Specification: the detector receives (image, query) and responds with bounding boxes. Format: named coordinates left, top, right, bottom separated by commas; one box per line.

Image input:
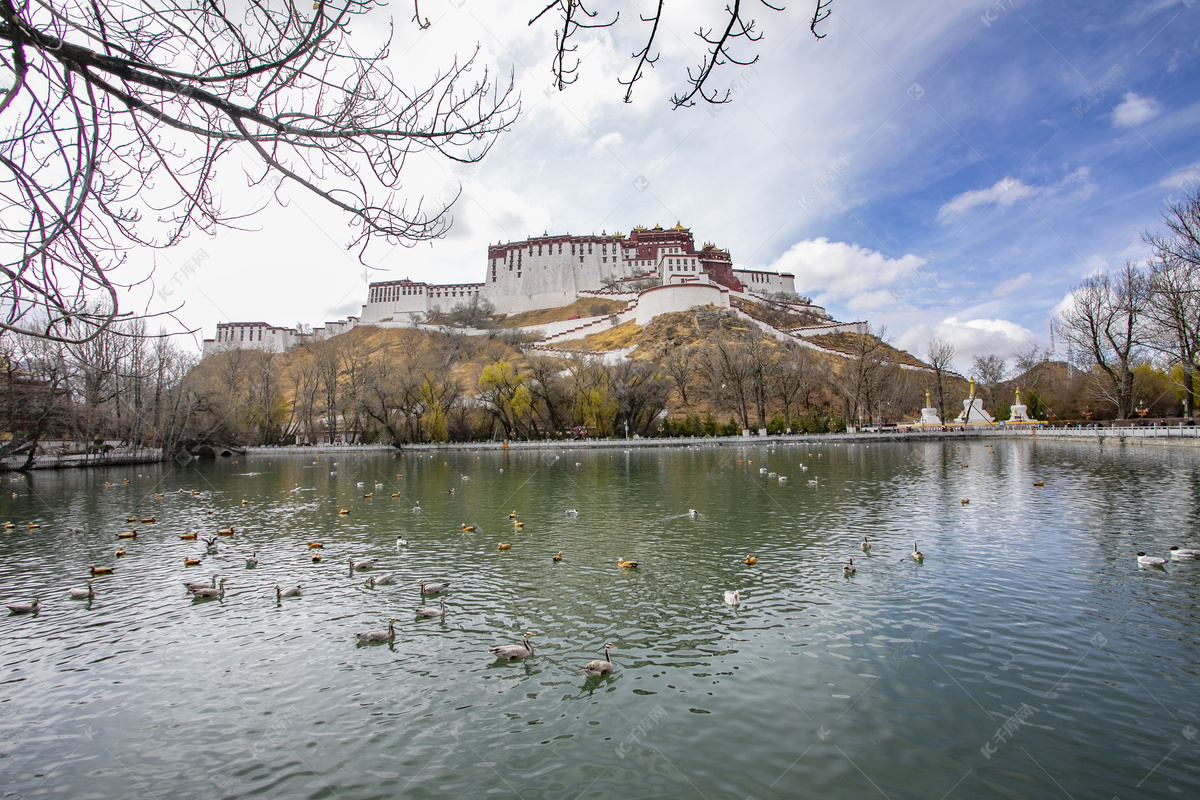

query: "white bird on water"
left=396, top=536, right=409, bottom=547
left=564, top=509, right=579, bottom=516
left=724, top=590, right=740, bottom=606
left=1136, top=552, right=1167, bottom=566
left=1168, top=546, right=1200, bottom=558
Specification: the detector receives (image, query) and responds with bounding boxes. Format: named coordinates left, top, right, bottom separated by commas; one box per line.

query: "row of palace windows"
left=218, top=327, right=266, bottom=342
left=373, top=285, right=425, bottom=302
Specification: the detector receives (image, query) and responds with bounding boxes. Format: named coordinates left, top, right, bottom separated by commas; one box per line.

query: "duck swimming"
left=414, top=597, right=446, bottom=618
left=582, top=644, right=615, bottom=677
left=356, top=618, right=400, bottom=644
left=724, top=590, right=741, bottom=606
left=489, top=632, right=536, bottom=662
left=7, top=598, right=40, bottom=614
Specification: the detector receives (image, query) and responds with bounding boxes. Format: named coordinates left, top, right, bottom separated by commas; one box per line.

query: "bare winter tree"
left=1056, top=263, right=1149, bottom=419
left=0, top=1, right=518, bottom=344
left=1144, top=189, right=1200, bottom=418
left=1144, top=255, right=1200, bottom=418
left=971, top=353, right=1006, bottom=415
left=925, top=338, right=957, bottom=423
left=532, top=1, right=832, bottom=106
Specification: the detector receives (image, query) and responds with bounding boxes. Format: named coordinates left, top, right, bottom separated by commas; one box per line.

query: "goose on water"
left=184, top=575, right=219, bottom=593
left=414, top=596, right=446, bottom=618
left=582, top=644, right=615, bottom=677
left=348, top=558, right=376, bottom=571
left=191, top=578, right=228, bottom=599
left=417, top=580, right=451, bottom=596
left=911, top=542, right=924, bottom=562
left=1137, top=552, right=1167, bottom=566
left=356, top=618, right=400, bottom=644
left=365, top=573, right=396, bottom=588
left=860, top=537, right=871, bottom=553
left=245, top=552, right=258, bottom=568
left=70, top=582, right=95, bottom=600
left=724, top=590, right=741, bottom=606
left=843, top=558, right=856, bottom=576
left=489, top=632, right=536, bottom=661
left=276, top=584, right=302, bottom=598
left=1168, top=546, right=1200, bottom=558
left=7, top=598, right=40, bottom=614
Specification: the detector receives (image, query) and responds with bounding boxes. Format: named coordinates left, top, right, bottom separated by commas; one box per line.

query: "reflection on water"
left=2, top=440, right=1200, bottom=799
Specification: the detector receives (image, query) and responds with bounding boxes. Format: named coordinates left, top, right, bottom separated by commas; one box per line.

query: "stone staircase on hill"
left=529, top=296, right=642, bottom=347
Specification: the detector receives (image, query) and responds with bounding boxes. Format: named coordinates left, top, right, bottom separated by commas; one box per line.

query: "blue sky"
left=143, top=1, right=1200, bottom=373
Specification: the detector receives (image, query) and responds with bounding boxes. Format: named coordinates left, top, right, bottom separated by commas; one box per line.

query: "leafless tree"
left=925, top=338, right=957, bottom=423
left=836, top=325, right=890, bottom=427
left=770, top=342, right=813, bottom=431
left=1144, top=255, right=1200, bottom=417
left=1144, top=190, right=1200, bottom=417
left=610, top=360, right=669, bottom=436
left=660, top=344, right=697, bottom=409
left=971, top=353, right=1006, bottom=415
left=533, top=1, right=831, bottom=107
left=0, top=331, right=69, bottom=466
left=1, top=1, right=518, bottom=344
left=702, top=334, right=754, bottom=429
left=1056, top=263, right=1149, bottom=419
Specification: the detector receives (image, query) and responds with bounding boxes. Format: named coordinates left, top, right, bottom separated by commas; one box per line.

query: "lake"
left=2, top=439, right=1199, bottom=799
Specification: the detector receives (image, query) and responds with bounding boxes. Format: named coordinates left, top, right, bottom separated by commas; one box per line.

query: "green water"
left=2, top=440, right=1199, bottom=799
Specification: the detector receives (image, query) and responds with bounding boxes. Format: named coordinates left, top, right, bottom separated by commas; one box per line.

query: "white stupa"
left=955, top=378, right=994, bottom=425
left=1008, top=388, right=1032, bottom=422
left=918, top=391, right=942, bottom=426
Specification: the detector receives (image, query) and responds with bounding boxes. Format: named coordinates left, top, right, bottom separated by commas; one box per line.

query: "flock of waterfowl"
left=7, top=448, right=1194, bottom=679
left=3, top=477, right=624, bottom=677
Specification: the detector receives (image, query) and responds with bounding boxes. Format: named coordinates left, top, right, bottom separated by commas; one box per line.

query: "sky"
left=134, top=0, right=1200, bottom=374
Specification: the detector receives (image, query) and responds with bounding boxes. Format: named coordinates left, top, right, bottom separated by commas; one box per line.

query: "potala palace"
left=201, top=224, right=863, bottom=356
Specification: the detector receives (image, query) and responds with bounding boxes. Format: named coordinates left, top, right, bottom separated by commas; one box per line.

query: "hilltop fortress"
left=203, top=223, right=863, bottom=356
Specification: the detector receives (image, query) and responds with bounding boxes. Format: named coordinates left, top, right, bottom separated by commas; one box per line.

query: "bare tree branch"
left=0, top=0, right=519, bottom=343
left=530, top=1, right=617, bottom=92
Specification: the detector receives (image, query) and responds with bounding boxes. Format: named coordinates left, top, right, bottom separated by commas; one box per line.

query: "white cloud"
left=1111, top=92, right=1163, bottom=128
left=895, top=316, right=1040, bottom=372
left=936, top=167, right=1093, bottom=224
left=992, top=272, right=1032, bottom=297
left=936, top=177, right=1037, bottom=223
left=766, top=238, right=926, bottom=311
